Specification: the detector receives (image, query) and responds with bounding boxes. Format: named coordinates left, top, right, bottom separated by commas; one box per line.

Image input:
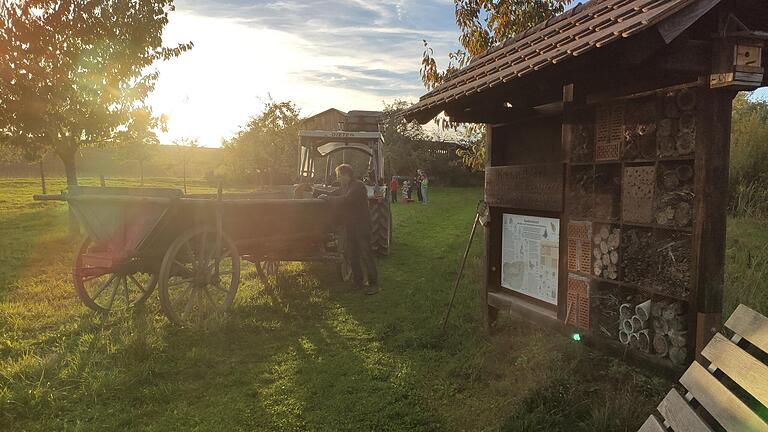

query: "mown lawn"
left=1, top=178, right=766, bottom=431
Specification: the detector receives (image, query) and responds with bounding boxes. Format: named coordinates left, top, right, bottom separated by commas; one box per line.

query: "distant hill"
left=0, top=145, right=225, bottom=179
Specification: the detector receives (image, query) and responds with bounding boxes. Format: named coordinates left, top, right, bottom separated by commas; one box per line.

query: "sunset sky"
left=147, top=0, right=462, bottom=147
left=147, top=0, right=768, bottom=147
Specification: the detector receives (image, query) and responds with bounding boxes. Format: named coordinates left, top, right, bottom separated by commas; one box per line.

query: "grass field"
left=1, top=178, right=766, bottom=431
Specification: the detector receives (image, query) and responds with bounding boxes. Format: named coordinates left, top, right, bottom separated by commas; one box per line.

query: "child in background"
left=389, top=176, right=399, bottom=203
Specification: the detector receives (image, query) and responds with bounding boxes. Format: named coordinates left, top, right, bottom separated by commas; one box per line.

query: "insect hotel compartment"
left=594, top=165, right=620, bottom=221
left=591, top=223, right=620, bottom=281
left=652, top=229, right=692, bottom=299
left=595, top=103, right=624, bottom=161
left=622, top=98, right=658, bottom=161
left=655, top=162, right=694, bottom=229
left=620, top=227, right=655, bottom=288
left=571, top=108, right=595, bottom=163
left=567, top=274, right=590, bottom=330
left=567, top=221, right=592, bottom=275
left=568, top=166, right=594, bottom=218
left=649, top=298, right=690, bottom=366
left=657, top=89, right=697, bottom=159
left=590, top=282, right=644, bottom=343
left=622, top=165, right=656, bottom=224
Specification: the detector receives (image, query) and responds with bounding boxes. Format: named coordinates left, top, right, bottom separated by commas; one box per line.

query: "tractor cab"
left=298, top=110, right=385, bottom=196
left=297, top=110, right=392, bottom=255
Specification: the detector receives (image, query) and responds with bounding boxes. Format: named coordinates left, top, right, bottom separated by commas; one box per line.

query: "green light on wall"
left=571, top=333, right=582, bottom=342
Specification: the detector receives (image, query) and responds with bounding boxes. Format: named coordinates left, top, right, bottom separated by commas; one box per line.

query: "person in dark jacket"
left=319, top=164, right=378, bottom=294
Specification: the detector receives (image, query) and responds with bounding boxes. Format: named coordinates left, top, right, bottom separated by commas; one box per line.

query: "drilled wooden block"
left=567, top=221, right=592, bottom=275
left=595, top=103, right=624, bottom=161
left=622, top=166, right=656, bottom=223
left=568, top=274, right=590, bottom=330
left=568, top=238, right=579, bottom=272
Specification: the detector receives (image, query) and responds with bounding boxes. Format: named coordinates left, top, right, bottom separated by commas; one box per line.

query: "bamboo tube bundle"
left=622, top=319, right=633, bottom=333
left=631, top=315, right=647, bottom=333
left=619, top=330, right=631, bottom=345
left=620, top=303, right=634, bottom=320
left=635, top=300, right=651, bottom=321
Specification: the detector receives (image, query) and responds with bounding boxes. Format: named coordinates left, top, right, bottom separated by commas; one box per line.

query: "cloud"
left=148, top=0, right=461, bottom=146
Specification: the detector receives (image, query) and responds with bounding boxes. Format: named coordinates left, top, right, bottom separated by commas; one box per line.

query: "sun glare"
left=148, top=12, right=403, bottom=147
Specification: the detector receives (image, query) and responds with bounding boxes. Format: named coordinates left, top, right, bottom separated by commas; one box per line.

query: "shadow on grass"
left=2, top=260, right=447, bottom=431
left=0, top=207, right=69, bottom=301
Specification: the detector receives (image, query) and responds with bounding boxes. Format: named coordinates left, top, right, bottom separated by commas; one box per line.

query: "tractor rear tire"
left=370, top=196, right=392, bottom=256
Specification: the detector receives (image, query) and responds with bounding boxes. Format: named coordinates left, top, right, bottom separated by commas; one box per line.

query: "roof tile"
left=406, top=0, right=697, bottom=120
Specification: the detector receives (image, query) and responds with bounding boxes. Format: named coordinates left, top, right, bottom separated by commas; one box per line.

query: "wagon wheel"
left=338, top=255, right=352, bottom=282
left=335, top=231, right=352, bottom=282
left=73, top=237, right=157, bottom=314
left=260, top=261, right=280, bottom=278
left=158, top=227, right=240, bottom=326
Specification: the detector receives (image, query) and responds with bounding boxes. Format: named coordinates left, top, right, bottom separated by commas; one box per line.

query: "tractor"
left=297, top=110, right=392, bottom=256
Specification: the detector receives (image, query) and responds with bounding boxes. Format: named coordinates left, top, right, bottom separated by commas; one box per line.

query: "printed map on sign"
left=501, top=214, right=559, bottom=305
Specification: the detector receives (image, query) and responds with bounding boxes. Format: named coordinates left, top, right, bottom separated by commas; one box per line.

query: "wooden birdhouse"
left=710, top=38, right=765, bottom=89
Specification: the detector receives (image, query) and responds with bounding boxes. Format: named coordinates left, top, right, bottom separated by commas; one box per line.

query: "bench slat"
left=638, top=415, right=666, bottom=432
left=680, top=362, right=767, bottom=432
left=702, top=332, right=768, bottom=407
left=725, top=304, right=768, bottom=353
left=657, top=388, right=714, bottom=432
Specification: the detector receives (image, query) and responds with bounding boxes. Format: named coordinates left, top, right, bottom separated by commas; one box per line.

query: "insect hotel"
left=405, top=0, right=767, bottom=369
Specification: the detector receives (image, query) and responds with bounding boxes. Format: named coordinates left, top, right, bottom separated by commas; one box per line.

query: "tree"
left=0, top=0, right=191, bottom=188
left=114, top=107, right=163, bottom=185
left=173, top=137, right=199, bottom=193
left=419, top=0, right=569, bottom=169
left=382, top=100, right=480, bottom=185
left=223, top=101, right=301, bottom=185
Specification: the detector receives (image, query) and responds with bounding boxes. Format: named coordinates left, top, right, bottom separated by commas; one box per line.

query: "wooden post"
left=38, top=160, right=46, bottom=194
left=692, top=89, right=736, bottom=363
left=560, top=83, right=586, bottom=321
left=483, top=126, right=498, bottom=329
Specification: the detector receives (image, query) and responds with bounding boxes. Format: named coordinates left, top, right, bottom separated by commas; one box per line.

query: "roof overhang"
left=404, top=0, right=724, bottom=124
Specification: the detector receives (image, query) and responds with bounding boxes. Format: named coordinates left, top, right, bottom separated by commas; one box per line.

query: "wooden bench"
left=639, top=304, right=768, bottom=432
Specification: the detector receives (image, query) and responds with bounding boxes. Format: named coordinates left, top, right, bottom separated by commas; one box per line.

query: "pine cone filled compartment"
left=620, top=227, right=655, bottom=288
left=622, top=97, right=658, bottom=161
left=572, top=107, right=595, bottom=163
left=657, top=89, right=697, bottom=159
left=655, top=161, right=695, bottom=229
left=594, top=164, right=621, bottom=222
left=568, top=165, right=594, bottom=218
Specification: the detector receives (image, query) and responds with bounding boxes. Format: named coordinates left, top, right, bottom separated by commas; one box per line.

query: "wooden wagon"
left=37, top=185, right=350, bottom=325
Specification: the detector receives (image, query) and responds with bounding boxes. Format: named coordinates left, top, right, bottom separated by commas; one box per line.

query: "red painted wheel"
left=73, top=237, right=156, bottom=314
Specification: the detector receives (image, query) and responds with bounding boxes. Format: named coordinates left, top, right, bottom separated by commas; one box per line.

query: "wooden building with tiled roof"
left=406, top=0, right=768, bottom=370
